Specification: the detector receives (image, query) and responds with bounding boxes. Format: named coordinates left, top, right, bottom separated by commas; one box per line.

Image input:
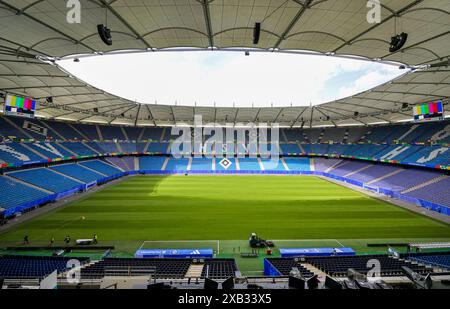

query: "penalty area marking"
left=271, top=239, right=346, bottom=248
left=139, top=239, right=346, bottom=254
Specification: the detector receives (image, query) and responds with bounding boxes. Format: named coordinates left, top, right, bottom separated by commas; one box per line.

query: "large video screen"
left=4, top=94, right=36, bottom=118
left=413, top=100, right=444, bottom=122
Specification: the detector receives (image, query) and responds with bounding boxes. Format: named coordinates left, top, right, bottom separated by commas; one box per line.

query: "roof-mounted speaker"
left=97, top=24, right=113, bottom=46
left=253, top=22, right=261, bottom=45
left=389, top=32, right=408, bottom=53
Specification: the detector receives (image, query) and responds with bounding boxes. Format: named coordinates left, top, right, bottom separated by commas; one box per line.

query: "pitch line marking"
left=140, top=240, right=220, bottom=253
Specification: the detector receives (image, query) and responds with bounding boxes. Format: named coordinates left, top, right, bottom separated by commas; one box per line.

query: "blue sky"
left=59, top=51, right=404, bottom=108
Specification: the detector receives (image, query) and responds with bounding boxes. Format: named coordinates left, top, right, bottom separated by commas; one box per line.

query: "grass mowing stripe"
left=1, top=175, right=449, bottom=274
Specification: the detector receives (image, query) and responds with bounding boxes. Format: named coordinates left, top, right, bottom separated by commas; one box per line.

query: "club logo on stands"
left=170, top=115, right=280, bottom=168
left=219, top=158, right=232, bottom=170
left=366, top=0, right=381, bottom=24
left=66, top=0, right=81, bottom=24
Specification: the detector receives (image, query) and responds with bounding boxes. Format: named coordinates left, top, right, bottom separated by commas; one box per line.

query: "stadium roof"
left=0, top=0, right=449, bottom=127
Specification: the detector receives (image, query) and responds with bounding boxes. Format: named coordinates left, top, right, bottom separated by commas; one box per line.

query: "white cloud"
left=337, top=69, right=399, bottom=99
left=58, top=51, right=403, bottom=108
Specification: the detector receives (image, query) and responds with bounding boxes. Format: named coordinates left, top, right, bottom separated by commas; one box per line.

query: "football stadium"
left=0, top=0, right=450, bottom=293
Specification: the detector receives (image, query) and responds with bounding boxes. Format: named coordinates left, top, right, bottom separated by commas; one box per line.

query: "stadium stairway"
left=366, top=169, right=405, bottom=185
left=325, top=160, right=346, bottom=173
left=401, top=175, right=449, bottom=194
left=185, top=264, right=204, bottom=278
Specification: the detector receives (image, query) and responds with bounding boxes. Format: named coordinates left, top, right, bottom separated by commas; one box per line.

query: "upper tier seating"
left=0, top=175, right=49, bottom=210
left=304, top=129, right=323, bottom=143
left=0, top=255, right=89, bottom=279
left=44, top=121, right=84, bottom=140
left=73, top=123, right=99, bottom=140
left=50, top=164, right=104, bottom=183
left=321, top=128, right=347, bottom=143
left=1, top=116, right=449, bottom=145
left=26, top=142, right=73, bottom=159
left=98, top=125, right=126, bottom=141
left=147, top=142, right=169, bottom=154
left=94, top=142, right=118, bottom=154
left=9, top=168, right=82, bottom=193
left=59, top=142, right=98, bottom=156
left=7, top=117, right=59, bottom=140
left=283, top=129, right=305, bottom=142
left=280, top=143, right=302, bottom=155
left=122, top=127, right=142, bottom=141
left=141, top=127, right=164, bottom=141
left=119, top=142, right=137, bottom=153
left=0, top=142, right=44, bottom=164
left=0, top=117, right=28, bottom=139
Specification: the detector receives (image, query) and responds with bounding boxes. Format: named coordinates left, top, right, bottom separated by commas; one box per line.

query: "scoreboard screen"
left=413, top=101, right=444, bottom=122
left=4, top=94, right=36, bottom=118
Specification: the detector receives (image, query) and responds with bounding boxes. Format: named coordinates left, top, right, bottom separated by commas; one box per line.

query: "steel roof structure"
left=0, top=0, right=448, bottom=127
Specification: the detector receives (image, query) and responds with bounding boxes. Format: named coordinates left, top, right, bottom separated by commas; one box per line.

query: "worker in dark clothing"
left=24, top=235, right=29, bottom=245
left=93, top=234, right=98, bottom=244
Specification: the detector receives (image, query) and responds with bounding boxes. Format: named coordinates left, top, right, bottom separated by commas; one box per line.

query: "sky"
left=58, top=51, right=404, bottom=108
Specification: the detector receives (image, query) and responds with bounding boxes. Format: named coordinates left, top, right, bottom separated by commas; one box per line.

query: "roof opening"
left=58, top=51, right=404, bottom=108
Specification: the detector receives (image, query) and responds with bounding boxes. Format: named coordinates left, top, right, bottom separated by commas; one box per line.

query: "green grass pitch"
left=1, top=175, right=450, bottom=274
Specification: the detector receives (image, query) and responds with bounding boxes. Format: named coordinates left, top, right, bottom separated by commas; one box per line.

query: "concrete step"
left=401, top=175, right=449, bottom=194
left=185, top=264, right=204, bottom=278
left=301, top=263, right=327, bottom=278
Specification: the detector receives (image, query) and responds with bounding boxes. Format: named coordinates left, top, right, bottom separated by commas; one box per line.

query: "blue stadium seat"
left=9, top=168, right=82, bottom=193
left=0, top=176, right=49, bottom=210
left=0, top=255, right=89, bottom=279
left=139, top=156, right=167, bottom=170
left=79, top=160, right=122, bottom=176
left=284, top=158, right=311, bottom=171
left=50, top=164, right=104, bottom=183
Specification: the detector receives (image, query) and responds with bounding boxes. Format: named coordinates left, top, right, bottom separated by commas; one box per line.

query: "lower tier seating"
left=0, top=176, right=49, bottom=210
left=201, top=259, right=238, bottom=279
left=8, top=168, right=82, bottom=193
left=407, top=252, right=450, bottom=269
left=50, top=164, right=104, bottom=183
left=0, top=255, right=89, bottom=279
left=266, top=258, right=315, bottom=277
left=306, top=255, right=433, bottom=277
left=81, top=258, right=192, bottom=279
left=79, top=160, right=123, bottom=176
